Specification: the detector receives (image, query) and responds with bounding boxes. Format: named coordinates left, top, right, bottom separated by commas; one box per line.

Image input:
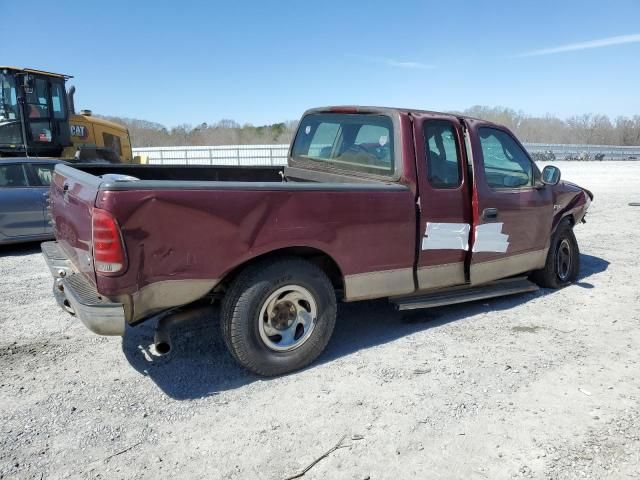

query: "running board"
left=390, top=276, right=539, bottom=311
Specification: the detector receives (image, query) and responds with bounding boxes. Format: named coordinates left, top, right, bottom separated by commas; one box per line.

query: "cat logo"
left=70, top=125, right=89, bottom=139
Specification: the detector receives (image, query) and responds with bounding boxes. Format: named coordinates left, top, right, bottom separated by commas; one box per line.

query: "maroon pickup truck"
left=42, top=106, right=592, bottom=375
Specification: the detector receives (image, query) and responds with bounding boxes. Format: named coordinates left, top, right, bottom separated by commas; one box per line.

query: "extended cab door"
left=414, top=114, right=472, bottom=290
left=467, top=122, right=553, bottom=284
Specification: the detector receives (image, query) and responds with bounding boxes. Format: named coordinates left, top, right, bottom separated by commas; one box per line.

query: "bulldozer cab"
left=0, top=66, right=134, bottom=162
left=0, top=67, right=71, bottom=157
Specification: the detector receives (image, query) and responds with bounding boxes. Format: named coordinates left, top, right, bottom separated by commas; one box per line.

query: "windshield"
left=291, top=113, right=395, bottom=176
left=0, top=73, right=23, bottom=145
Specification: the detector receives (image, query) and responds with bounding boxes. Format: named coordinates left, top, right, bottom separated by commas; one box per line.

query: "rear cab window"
left=291, top=113, right=395, bottom=177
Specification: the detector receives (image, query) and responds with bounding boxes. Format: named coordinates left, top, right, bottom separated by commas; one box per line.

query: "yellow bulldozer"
left=0, top=66, right=136, bottom=163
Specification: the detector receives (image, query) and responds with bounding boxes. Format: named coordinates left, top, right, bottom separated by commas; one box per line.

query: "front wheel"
left=531, top=221, right=580, bottom=288
left=220, top=258, right=337, bottom=376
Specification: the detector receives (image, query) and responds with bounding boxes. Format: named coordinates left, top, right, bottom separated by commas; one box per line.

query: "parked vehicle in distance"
left=0, top=158, right=59, bottom=245
left=42, top=106, right=592, bottom=376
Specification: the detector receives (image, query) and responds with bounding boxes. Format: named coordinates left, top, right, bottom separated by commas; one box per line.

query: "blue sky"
left=3, top=0, right=640, bottom=126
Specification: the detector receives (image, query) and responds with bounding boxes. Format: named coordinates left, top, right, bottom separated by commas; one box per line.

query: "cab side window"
left=0, top=164, right=28, bottom=187
left=479, top=128, right=533, bottom=189
left=424, top=121, right=461, bottom=188
left=30, top=164, right=55, bottom=186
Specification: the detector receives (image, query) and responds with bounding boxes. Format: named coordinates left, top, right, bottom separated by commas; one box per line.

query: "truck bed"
left=76, top=163, right=395, bottom=185
left=50, top=163, right=416, bottom=323
left=76, top=163, right=285, bottom=182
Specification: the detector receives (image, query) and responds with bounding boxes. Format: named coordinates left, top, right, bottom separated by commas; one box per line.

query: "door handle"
left=482, top=208, right=499, bottom=220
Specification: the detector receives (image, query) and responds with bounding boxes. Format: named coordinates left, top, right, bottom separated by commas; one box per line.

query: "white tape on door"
left=422, top=222, right=470, bottom=251
left=472, top=223, right=510, bottom=253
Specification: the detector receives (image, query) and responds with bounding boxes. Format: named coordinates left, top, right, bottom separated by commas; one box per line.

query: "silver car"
left=0, top=158, right=59, bottom=245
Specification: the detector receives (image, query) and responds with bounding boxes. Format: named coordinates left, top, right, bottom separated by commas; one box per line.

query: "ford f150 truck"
left=42, top=106, right=592, bottom=376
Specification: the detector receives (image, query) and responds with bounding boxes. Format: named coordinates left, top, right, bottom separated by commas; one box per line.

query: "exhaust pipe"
left=154, top=305, right=214, bottom=355
left=67, top=85, right=76, bottom=115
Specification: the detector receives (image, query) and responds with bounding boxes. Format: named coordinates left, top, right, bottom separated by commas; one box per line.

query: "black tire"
left=220, top=257, right=337, bottom=376
left=531, top=221, right=580, bottom=289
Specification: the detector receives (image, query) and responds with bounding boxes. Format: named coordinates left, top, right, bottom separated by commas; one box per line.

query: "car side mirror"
left=541, top=165, right=561, bottom=186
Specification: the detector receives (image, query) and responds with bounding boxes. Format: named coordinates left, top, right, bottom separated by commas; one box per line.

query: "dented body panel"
left=94, top=184, right=416, bottom=319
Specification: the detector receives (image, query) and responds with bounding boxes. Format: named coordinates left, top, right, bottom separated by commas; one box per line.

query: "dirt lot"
left=1, top=161, right=639, bottom=480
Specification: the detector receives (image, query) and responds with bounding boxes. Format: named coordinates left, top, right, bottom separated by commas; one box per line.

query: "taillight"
left=92, top=208, right=126, bottom=275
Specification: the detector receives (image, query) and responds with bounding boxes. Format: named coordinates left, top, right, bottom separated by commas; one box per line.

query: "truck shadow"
left=0, top=241, right=43, bottom=257
left=121, top=253, right=608, bottom=400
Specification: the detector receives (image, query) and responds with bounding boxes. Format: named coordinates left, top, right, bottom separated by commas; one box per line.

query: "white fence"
left=525, top=143, right=640, bottom=161
left=133, top=143, right=640, bottom=165
left=133, top=145, right=289, bottom=166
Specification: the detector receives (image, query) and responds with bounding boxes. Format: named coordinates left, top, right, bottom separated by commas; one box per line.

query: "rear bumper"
left=42, top=241, right=126, bottom=336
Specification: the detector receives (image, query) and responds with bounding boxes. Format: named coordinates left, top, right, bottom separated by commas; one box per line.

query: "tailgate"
left=50, top=164, right=102, bottom=285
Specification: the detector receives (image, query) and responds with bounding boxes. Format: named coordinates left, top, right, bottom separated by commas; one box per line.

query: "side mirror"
left=541, top=165, right=561, bottom=186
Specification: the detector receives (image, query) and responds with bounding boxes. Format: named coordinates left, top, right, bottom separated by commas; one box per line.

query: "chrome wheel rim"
left=556, top=238, right=572, bottom=281
left=258, top=285, right=318, bottom=352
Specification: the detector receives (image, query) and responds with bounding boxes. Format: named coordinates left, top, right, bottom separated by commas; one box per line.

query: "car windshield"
left=0, top=73, right=23, bottom=145
left=291, top=113, right=394, bottom=176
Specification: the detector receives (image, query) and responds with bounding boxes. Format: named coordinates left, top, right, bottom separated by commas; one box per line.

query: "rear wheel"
left=221, top=258, right=337, bottom=376
left=531, top=221, right=580, bottom=288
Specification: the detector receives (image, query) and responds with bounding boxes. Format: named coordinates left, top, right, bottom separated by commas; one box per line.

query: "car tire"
left=220, top=257, right=337, bottom=376
left=531, top=221, right=580, bottom=289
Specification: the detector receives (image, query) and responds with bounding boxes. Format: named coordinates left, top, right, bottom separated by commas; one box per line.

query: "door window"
left=424, top=122, right=461, bottom=188
left=51, top=83, right=67, bottom=120
left=26, top=78, right=50, bottom=119
left=29, top=164, right=55, bottom=186
left=25, top=78, right=53, bottom=143
left=30, top=121, right=53, bottom=143
left=0, top=164, right=28, bottom=187
left=479, top=128, right=533, bottom=188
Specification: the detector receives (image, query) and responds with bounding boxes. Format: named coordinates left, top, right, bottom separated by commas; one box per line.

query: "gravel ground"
left=1, top=161, right=639, bottom=480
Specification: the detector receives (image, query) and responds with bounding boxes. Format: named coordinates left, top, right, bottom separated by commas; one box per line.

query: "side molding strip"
left=417, top=262, right=466, bottom=290
left=344, top=268, right=415, bottom=301
left=471, top=248, right=547, bottom=285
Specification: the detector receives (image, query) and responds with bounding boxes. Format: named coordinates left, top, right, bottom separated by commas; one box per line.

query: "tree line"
left=101, top=107, right=640, bottom=148
left=99, top=117, right=298, bottom=148
left=459, top=106, right=640, bottom=146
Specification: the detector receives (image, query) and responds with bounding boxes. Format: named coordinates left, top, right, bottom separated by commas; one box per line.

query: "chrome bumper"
left=41, top=241, right=126, bottom=336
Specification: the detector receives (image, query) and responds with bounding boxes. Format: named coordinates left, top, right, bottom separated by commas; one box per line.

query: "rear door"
left=26, top=162, right=57, bottom=235
left=467, top=123, right=553, bottom=284
left=0, top=163, right=46, bottom=240
left=414, top=114, right=472, bottom=290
